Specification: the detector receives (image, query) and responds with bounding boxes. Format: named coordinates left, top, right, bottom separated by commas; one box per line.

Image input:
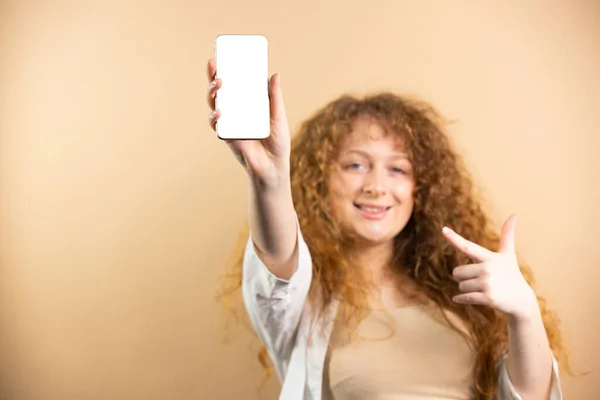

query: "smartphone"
left=214, top=34, right=270, bottom=140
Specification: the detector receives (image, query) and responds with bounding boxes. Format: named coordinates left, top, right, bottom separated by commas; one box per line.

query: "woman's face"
left=328, top=118, right=415, bottom=246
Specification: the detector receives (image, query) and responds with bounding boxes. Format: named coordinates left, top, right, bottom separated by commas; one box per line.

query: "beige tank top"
left=324, top=305, right=475, bottom=400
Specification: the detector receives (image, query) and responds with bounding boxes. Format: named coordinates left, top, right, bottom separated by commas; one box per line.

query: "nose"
left=362, top=168, right=387, bottom=196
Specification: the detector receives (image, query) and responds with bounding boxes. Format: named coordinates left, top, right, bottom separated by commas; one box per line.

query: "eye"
left=345, top=162, right=365, bottom=170
left=391, top=167, right=406, bottom=174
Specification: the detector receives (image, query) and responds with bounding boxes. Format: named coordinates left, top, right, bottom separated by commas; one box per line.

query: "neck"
left=351, top=239, right=426, bottom=309
left=350, top=240, right=395, bottom=285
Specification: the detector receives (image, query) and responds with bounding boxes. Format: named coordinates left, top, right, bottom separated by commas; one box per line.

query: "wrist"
left=248, top=167, right=291, bottom=196
left=508, top=289, right=541, bottom=325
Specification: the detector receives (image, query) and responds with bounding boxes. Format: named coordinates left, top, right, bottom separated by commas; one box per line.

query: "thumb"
left=499, top=214, right=518, bottom=254
left=268, top=73, right=288, bottom=126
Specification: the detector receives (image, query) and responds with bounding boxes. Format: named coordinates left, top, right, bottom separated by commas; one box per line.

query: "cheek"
left=327, top=177, right=342, bottom=213
left=392, top=180, right=415, bottom=205
left=328, top=175, right=361, bottom=215
left=328, top=182, right=346, bottom=211
left=329, top=173, right=362, bottom=199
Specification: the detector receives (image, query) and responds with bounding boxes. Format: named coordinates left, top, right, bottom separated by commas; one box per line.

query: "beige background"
left=1, top=1, right=598, bottom=399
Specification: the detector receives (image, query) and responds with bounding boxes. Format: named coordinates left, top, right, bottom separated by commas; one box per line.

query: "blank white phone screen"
left=214, top=34, right=270, bottom=140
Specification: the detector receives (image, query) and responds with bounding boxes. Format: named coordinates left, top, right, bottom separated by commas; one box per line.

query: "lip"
left=354, top=203, right=391, bottom=220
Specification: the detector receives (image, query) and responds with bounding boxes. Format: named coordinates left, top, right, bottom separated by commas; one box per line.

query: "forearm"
left=506, top=292, right=554, bottom=400
left=247, top=167, right=298, bottom=280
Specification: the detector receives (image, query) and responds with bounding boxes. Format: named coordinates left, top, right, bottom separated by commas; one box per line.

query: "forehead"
left=339, top=117, right=406, bottom=153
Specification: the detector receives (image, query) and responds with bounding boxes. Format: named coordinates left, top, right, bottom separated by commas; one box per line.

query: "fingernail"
left=209, top=80, right=216, bottom=88
left=209, top=111, right=216, bottom=118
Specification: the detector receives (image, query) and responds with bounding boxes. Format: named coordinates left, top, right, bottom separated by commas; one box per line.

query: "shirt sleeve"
left=496, top=353, right=563, bottom=400
left=241, top=216, right=313, bottom=380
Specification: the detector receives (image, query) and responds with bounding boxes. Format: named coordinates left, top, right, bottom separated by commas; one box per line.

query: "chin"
left=351, top=227, right=399, bottom=246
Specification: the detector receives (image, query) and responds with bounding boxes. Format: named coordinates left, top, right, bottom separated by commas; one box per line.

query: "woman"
left=206, top=59, right=568, bottom=400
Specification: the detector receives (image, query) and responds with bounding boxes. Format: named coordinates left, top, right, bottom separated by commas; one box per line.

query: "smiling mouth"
left=353, top=204, right=392, bottom=213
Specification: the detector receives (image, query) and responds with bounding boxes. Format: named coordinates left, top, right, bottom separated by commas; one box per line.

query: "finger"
left=207, top=78, right=222, bottom=110
left=442, top=227, right=494, bottom=262
left=208, top=110, right=221, bottom=131
left=458, top=278, right=487, bottom=293
left=452, top=263, right=484, bottom=281
left=206, top=59, right=217, bottom=82
left=453, top=292, right=489, bottom=306
left=499, top=214, right=518, bottom=254
left=268, top=73, right=288, bottom=128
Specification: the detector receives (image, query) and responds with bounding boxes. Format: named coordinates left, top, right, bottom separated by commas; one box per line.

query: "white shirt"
left=241, top=221, right=563, bottom=400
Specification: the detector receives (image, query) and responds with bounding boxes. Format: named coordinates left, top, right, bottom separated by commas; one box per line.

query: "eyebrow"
left=343, top=149, right=410, bottom=160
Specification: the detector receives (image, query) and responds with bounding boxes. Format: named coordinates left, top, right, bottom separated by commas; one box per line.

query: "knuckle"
left=481, top=280, right=491, bottom=292
left=480, top=265, right=491, bottom=277
left=460, top=242, right=471, bottom=254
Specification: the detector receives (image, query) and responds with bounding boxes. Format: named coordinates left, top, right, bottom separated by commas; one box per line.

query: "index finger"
left=206, top=59, right=216, bottom=82
left=442, top=227, right=494, bottom=262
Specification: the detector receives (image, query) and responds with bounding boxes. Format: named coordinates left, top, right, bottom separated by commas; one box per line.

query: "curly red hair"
left=218, top=92, right=571, bottom=399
